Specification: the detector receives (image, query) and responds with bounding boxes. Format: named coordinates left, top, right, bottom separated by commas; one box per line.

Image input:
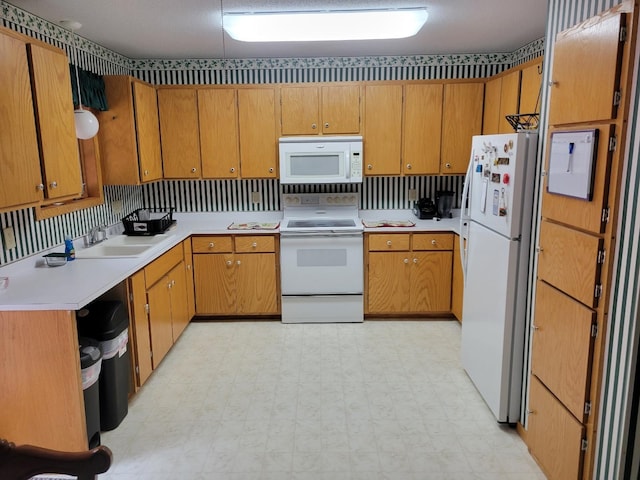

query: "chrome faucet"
left=85, top=225, right=107, bottom=246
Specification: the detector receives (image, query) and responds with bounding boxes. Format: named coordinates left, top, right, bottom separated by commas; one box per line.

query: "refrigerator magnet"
left=492, top=189, right=499, bottom=216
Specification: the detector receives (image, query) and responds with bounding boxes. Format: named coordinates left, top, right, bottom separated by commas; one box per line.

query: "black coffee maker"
left=435, top=190, right=454, bottom=219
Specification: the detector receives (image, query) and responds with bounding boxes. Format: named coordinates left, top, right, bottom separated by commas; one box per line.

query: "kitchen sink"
left=74, top=244, right=153, bottom=259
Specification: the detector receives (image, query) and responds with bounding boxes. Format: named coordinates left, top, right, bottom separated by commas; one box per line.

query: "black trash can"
left=77, top=300, right=130, bottom=431
left=79, top=337, right=102, bottom=449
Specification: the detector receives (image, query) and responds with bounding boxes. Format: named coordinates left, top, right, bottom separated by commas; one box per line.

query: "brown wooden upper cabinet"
left=0, top=29, right=44, bottom=210
left=548, top=12, right=626, bottom=126
left=363, top=84, right=403, bottom=175
left=402, top=83, right=443, bottom=175
left=198, top=88, right=240, bottom=179
left=157, top=88, right=202, bottom=179
left=99, top=76, right=163, bottom=184
left=237, top=88, right=278, bottom=178
left=441, top=82, right=484, bottom=173
left=519, top=59, right=544, bottom=115
left=280, top=84, right=360, bottom=135
left=483, top=70, right=521, bottom=135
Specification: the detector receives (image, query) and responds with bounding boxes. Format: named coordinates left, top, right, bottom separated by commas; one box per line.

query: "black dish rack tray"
left=122, top=208, right=175, bottom=235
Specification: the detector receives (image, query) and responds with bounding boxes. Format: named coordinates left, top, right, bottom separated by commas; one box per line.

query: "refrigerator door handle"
left=460, top=154, right=473, bottom=282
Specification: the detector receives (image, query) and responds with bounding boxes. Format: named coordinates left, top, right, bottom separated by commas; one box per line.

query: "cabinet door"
left=520, top=60, right=543, bottom=114
left=238, top=88, right=277, bottom=178
left=538, top=220, right=603, bottom=308
left=280, top=86, right=319, bottom=135
left=441, top=82, right=484, bottom=174
left=368, top=252, right=410, bottom=313
left=548, top=13, right=625, bottom=125
left=158, top=88, right=201, bottom=178
left=410, top=251, right=452, bottom=312
left=199, top=89, right=240, bottom=178
left=168, top=261, right=190, bottom=341
left=183, top=239, right=196, bottom=320
left=147, top=276, right=174, bottom=369
left=529, top=375, right=585, bottom=480
left=542, top=124, right=615, bottom=234
left=451, top=236, right=464, bottom=321
left=133, top=81, right=163, bottom=182
left=193, top=253, right=236, bottom=314
left=0, top=32, right=43, bottom=209
left=28, top=43, right=81, bottom=199
left=322, top=85, right=360, bottom=134
left=363, top=84, right=403, bottom=175
left=498, top=70, right=521, bottom=133
left=402, top=83, right=443, bottom=175
left=531, top=280, right=596, bottom=421
left=128, top=270, right=153, bottom=388
left=482, top=77, right=502, bottom=135
left=236, top=253, right=279, bottom=314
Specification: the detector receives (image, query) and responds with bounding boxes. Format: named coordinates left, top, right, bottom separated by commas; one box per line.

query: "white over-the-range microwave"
left=279, top=136, right=363, bottom=184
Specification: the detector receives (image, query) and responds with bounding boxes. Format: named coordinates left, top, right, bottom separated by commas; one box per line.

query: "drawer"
left=413, top=233, right=453, bottom=251
left=145, top=244, right=183, bottom=287
left=235, top=235, right=276, bottom=253
left=191, top=235, right=233, bottom=253
left=368, top=234, right=410, bottom=251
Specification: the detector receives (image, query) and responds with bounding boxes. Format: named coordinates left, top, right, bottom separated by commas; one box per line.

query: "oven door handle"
left=281, top=232, right=363, bottom=238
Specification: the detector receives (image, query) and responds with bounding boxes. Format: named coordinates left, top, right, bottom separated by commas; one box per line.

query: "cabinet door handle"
left=230, top=167, right=235, bottom=173
left=445, top=163, right=451, bottom=169
left=386, top=240, right=392, bottom=246
left=209, top=242, right=215, bottom=248
left=50, top=181, right=58, bottom=188
left=168, top=281, right=172, bottom=289
left=367, top=164, right=373, bottom=170
left=406, top=164, right=412, bottom=170
left=236, top=260, right=241, bottom=266
left=269, top=167, right=274, bottom=173
left=324, top=122, right=330, bottom=129
left=226, top=260, right=232, bottom=266
left=311, top=123, right=317, bottom=129
left=191, top=167, right=197, bottom=173
left=186, top=264, right=191, bottom=270
left=413, top=258, right=418, bottom=264
left=403, top=258, right=409, bottom=264
left=37, top=183, right=44, bottom=191
left=171, top=280, right=176, bottom=287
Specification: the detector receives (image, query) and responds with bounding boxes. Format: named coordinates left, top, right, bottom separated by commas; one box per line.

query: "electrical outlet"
left=408, top=189, right=418, bottom=202
left=251, top=191, right=261, bottom=204
left=2, top=226, right=16, bottom=250
left=112, top=199, right=123, bottom=215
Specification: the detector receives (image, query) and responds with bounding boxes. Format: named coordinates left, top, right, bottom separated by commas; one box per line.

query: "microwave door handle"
left=345, top=150, right=351, bottom=180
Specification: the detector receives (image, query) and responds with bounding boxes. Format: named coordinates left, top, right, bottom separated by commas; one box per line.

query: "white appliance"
left=279, top=136, right=363, bottom=184
left=460, top=131, right=538, bottom=423
left=280, top=193, right=364, bottom=323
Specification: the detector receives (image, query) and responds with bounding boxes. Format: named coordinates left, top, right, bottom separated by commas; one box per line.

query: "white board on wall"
left=547, top=129, right=598, bottom=200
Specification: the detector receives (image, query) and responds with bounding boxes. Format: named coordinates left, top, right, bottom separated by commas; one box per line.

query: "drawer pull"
left=387, top=240, right=392, bottom=246
left=252, top=242, right=257, bottom=248
left=431, top=240, right=437, bottom=245
left=209, top=242, right=215, bottom=248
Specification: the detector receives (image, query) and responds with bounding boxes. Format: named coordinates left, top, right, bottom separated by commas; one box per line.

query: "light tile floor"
left=100, top=320, right=546, bottom=479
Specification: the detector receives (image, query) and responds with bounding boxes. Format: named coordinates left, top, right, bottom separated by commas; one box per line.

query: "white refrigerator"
left=460, top=132, right=538, bottom=423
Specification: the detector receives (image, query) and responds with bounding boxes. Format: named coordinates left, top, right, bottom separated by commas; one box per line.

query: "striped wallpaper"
left=0, top=0, right=543, bottom=267
left=523, top=1, right=640, bottom=479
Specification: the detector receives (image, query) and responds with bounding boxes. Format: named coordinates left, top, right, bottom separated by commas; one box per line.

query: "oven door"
left=280, top=233, right=363, bottom=295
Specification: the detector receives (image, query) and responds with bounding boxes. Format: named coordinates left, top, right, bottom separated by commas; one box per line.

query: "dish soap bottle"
left=64, top=235, right=75, bottom=261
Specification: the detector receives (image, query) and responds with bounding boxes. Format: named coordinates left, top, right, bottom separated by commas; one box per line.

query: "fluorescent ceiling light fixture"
left=223, top=7, right=428, bottom=42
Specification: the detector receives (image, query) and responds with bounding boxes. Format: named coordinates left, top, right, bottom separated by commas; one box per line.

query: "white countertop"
left=0, top=209, right=462, bottom=311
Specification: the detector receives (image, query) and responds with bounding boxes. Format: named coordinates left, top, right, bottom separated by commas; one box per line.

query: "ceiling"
left=5, top=1, right=548, bottom=59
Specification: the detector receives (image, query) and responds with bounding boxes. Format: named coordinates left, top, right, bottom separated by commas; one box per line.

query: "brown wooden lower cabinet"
left=451, top=234, right=464, bottom=321
left=127, top=241, right=192, bottom=388
left=366, top=232, right=453, bottom=314
left=192, top=234, right=279, bottom=316
left=528, top=375, right=585, bottom=480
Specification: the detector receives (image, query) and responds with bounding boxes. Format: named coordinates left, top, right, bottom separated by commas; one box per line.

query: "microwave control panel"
left=351, top=151, right=362, bottom=179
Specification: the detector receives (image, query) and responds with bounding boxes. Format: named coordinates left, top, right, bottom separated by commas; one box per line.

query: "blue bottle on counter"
left=64, top=235, right=75, bottom=261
